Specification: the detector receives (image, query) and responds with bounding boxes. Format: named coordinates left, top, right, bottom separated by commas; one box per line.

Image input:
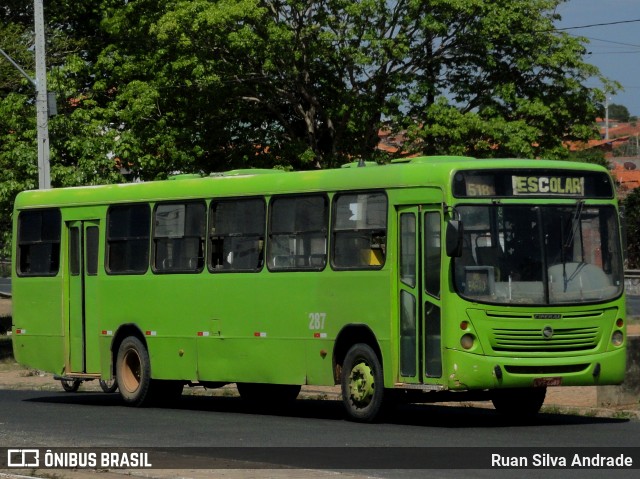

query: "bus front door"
left=398, top=206, right=443, bottom=385
left=67, top=220, right=101, bottom=374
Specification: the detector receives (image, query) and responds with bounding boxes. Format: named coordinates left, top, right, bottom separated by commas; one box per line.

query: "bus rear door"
left=67, top=220, right=101, bottom=374
left=397, top=206, right=443, bottom=385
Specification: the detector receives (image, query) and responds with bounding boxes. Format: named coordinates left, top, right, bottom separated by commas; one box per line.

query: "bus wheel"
left=116, top=336, right=152, bottom=406
left=99, top=378, right=118, bottom=393
left=60, top=379, right=81, bottom=392
left=341, top=343, right=384, bottom=422
left=491, top=387, right=546, bottom=417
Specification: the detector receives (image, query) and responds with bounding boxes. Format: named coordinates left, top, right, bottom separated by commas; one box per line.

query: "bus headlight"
left=611, top=331, right=624, bottom=347
left=460, top=333, right=475, bottom=350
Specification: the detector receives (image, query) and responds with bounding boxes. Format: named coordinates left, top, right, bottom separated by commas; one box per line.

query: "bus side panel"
left=197, top=339, right=307, bottom=384
left=98, top=274, right=201, bottom=381
left=11, top=277, right=66, bottom=375
left=304, top=339, right=335, bottom=384
left=307, top=271, right=394, bottom=387
left=97, top=268, right=393, bottom=386
left=147, top=338, right=198, bottom=380
left=194, top=271, right=393, bottom=386
left=195, top=273, right=320, bottom=385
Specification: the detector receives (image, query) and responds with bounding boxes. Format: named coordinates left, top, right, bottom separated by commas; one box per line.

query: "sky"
left=555, top=0, right=640, bottom=117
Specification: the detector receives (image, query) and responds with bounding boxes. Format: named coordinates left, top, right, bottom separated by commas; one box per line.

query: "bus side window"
left=106, top=204, right=150, bottom=274
left=332, top=192, right=387, bottom=270
left=153, top=202, right=206, bottom=273
left=17, top=208, right=61, bottom=276
left=268, top=195, right=328, bottom=271
left=209, top=198, right=265, bottom=272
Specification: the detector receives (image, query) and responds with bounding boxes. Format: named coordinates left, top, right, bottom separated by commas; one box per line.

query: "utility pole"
left=604, top=96, right=610, bottom=141
left=0, top=2, right=51, bottom=189
left=34, top=0, right=51, bottom=189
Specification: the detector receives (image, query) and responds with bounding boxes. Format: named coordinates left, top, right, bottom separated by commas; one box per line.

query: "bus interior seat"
left=309, top=254, right=326, bottom=267
left=455, top=239, right=476, bottom=289
left=459, top=237, right=476, bottom=267
left=272, top=255, right=292, bottom=268
left=272, top=254, right=307, bottom=268
left=475, top=244, right=504, bottom=280
left=475, top=246, right=503, bottom=266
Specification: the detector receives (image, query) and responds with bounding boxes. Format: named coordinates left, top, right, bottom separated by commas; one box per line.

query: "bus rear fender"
left=332, top=325, right=382, bottom=384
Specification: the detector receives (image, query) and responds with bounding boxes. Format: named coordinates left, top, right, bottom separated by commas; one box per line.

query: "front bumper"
left=444, top=346, right=627, bottom=390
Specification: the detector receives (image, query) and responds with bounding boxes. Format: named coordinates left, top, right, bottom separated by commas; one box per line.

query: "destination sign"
left=511, top=176, right=584, bottom=196
left=465, top=175, right=496, bottom=197
left=453, top=170, right=612, bottom=198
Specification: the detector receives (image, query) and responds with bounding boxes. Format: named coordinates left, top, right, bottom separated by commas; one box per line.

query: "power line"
left=556, top=18, right=640, bottom=31
left=577, top=35, right=640, bottom=49
left=589, top=51, right=640, bottom=55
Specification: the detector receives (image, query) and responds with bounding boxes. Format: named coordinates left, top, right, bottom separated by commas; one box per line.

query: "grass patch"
left=612, top=410, right=635, bottom=420
left=303, top=393, right=329, bottom=401
left=541, top=405, right=580, bottom=416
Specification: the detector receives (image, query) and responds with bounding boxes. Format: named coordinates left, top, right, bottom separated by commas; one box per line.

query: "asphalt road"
left=0, top=389, right=639, bottom=478
left=0, top=278, right=10, bottom=296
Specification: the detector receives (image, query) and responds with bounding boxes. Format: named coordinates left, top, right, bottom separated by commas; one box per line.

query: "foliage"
left=0, top=0, right=620, bottom=256
left=607, top=103, right=631, bottom=123
left=399, top=0, right=611, bottom=160
left=566, top=148, right=609, bottom=169
left=623, top=188, right=640, bottom=269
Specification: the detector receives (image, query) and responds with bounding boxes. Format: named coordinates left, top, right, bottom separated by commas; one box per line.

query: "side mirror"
left=446, top=220, right=464, bottom=257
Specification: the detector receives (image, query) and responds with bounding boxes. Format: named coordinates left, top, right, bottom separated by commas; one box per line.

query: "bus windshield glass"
left=454, top=204, right=623, bottom=305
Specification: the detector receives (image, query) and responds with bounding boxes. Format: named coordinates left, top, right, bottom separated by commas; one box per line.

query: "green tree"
left=607, top=103, right=631, bottom=123
left=566, top=148, right=609, bottom=169
left=623, top=188, right=640, bottom=269
left=1, top=2, right=123, bottom=255
left=3, top=0, right=617, bottom=177
left=0, top=0, right=622, bottom=256
left=0, top=9, right=37, bottom=256
left=400, top=0, right=613, bottom=160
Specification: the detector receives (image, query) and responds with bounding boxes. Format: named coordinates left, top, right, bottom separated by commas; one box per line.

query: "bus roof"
left=14, top=156, right=611, bottom=209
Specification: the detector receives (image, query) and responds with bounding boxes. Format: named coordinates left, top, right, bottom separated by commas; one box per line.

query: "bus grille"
left=504, top=364, right=589, bottom=374
left=490, top=326, right=600, bottom=353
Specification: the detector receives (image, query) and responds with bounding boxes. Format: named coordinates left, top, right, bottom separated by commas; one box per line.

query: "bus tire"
left=116, top=336, right=152, bottom=406
left=99, top=378, right=118, bottom=393
left=341, top=343, right=385, bottom=422
left=60, top=379, right=81, bottom=392
left=491, top=387, right=546, bottom=417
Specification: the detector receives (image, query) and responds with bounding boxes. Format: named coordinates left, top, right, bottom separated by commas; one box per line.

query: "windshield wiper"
left=564, top=200, right=584, bottom=251
left=562, top=200, right=585, bottom=291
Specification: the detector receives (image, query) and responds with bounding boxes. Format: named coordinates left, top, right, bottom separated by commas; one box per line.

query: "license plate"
left=533, top=377, right=562, bottom=387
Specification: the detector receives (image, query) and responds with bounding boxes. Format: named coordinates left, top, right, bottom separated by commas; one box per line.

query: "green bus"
left=11, top=156, right=627, bottom=421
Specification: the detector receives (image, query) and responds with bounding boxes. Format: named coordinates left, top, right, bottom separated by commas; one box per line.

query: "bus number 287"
left=308, top=312, right=327, bottom=330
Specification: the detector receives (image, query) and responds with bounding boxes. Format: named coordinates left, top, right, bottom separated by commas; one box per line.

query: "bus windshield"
left=454, top=204, right=623, bottom=305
